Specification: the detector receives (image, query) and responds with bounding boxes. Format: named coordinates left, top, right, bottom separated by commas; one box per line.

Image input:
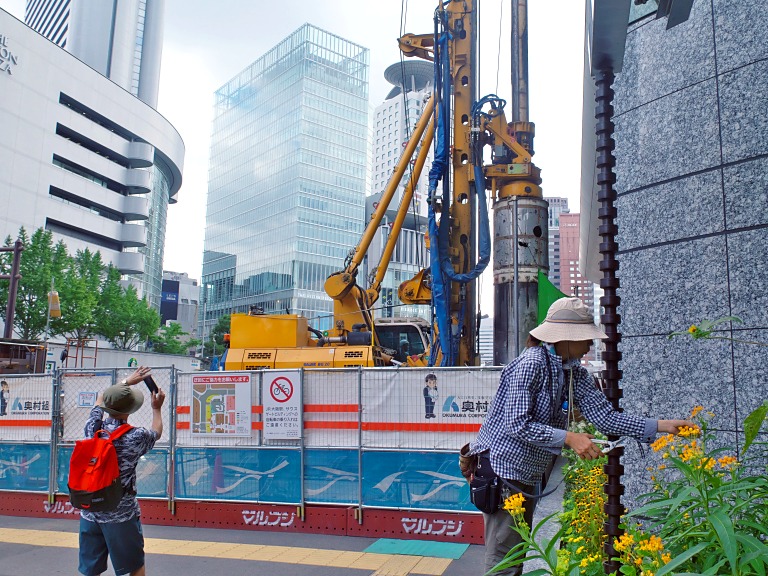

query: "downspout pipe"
left=595, top=67, right=625, bottom=575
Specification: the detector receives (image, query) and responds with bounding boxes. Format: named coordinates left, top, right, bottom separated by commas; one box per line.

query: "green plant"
left=622, top=405, right=768, bottom=575
left=669, top=316, right=768, bottom=347
left=489, top=493, right=581, bottom=576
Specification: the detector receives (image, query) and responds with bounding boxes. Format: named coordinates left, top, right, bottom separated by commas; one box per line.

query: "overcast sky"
left=1, top=0, right=585, bottom=312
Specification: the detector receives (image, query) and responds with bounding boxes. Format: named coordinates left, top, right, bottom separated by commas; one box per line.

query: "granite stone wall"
left=611, top=0, right=768, bottom=505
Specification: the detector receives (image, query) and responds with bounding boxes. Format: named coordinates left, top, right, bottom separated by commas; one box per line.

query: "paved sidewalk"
left=0, top=514, right=485, bottom=576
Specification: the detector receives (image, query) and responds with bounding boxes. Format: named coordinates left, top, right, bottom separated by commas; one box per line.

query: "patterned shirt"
left=79, top=406, right=158, bottom=524
left=470, top=346, right=656, bottom=484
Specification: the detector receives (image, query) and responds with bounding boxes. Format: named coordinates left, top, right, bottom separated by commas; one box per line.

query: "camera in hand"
left=143, top=375, right=159, bottom=394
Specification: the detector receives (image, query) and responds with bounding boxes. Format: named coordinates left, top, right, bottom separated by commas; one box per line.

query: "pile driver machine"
left=224, top=0, right=548, bottom=370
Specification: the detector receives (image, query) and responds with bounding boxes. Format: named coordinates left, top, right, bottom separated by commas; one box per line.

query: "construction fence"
left=0, top=366, right=501, bottom=513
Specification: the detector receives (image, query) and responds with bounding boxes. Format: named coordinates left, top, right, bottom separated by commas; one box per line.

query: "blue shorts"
left=78, top=515, right=145, bottom=576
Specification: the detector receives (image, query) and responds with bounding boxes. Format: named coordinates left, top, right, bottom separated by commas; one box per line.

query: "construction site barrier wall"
left=0, top=367, right=501, bottom=515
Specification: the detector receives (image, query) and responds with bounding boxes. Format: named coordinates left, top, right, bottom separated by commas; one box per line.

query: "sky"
left=1, top=0, right=586, bottom=313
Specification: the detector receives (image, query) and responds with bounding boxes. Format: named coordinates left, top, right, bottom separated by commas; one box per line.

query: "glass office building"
left=202, top=24, right=369, bottom=332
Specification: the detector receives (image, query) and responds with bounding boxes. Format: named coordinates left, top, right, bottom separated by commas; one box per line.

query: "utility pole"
left=493, top=0, right=549, bottom=364
left=1, top=240, right=24, bottom=339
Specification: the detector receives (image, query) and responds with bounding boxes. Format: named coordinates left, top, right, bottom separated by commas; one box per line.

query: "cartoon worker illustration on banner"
left=0, top=380, right=9, bottom=416
left=423, top=373, right=438, bottom=419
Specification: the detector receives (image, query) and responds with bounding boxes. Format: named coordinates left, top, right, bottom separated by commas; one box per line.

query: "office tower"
left=363, top=61, right=433, bottom=323
left=160, top=271, right=200, bottom=341
left=559, top=212, right=593, bottom=309
left=545, top=196, right=569, bottom=289
left=0, top=9, right=183, bottom=321
left=201, top=25, right=369, bottom=332
left=372, top=61, right=433, bottom=216
left=24, top=0, right=176, bottom=311
left=25, top=0, right=164, bottom=107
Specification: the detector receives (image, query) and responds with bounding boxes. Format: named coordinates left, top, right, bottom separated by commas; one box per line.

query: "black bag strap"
left=499, top=475, right=564, bottom=501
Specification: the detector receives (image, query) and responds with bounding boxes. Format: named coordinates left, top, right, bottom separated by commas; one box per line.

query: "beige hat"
left=100, top=383, right=144, bottom=417
left=530, top=297, right=607, bottom=343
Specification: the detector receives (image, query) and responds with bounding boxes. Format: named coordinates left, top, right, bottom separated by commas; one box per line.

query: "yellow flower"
left=690, top=405, right=704, bottom=417
left=636, top=557, right=643, bottom=566
left=503, top=493, right=526, bottom=516
left=688, top=325, right=698, bottom=334
left=718, top=455, right=737, bottom=468
left=651, top=434, right=674, bottom=452
left=580, top=558, right=589, bottom=568
left=638, top=535, right=664, bottom=553
left=678, top=425, right=701, bottom=438
left=661, top=553, right=671, bottom=564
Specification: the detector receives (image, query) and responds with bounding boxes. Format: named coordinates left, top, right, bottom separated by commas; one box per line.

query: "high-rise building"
left=545, top=196, right=569, bottom=288
left=25, top=0, right=164, bottom=107
left=160, top=271, right=199, bottom=342
left=362, top=61, right=434, bottom=324
left=559, top=212, right=594, bottom=309
left=372, top=61, right=433, bottom=216
left=201, top=24, right=369, bottom=333
left=23, top=0, right=178, bottom=311
left=0, top=8, right=183, bottom=317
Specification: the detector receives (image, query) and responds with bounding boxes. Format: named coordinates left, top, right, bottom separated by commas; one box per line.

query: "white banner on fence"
left=191, top=373, right=251, bottom=436
left=0, top=375, right=53, bottom=441
left=262, top=370, right=302, bottom=440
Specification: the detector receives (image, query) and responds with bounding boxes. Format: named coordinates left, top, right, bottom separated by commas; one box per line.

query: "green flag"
left=537, top=269, right=568, bottom=324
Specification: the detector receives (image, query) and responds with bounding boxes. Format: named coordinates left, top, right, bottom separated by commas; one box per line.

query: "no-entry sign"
left=262, top=370, right=302, bottom=440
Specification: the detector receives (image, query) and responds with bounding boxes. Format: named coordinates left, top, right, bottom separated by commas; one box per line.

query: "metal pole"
left=3, top=240, right=24, bottom=339
left=512, top=197, right=520, bottom=357
left=201, top=289, right=207, bottom=358
left=511, top=0, right=529, bottom=123
left=45, top=278, right=54, bottom=342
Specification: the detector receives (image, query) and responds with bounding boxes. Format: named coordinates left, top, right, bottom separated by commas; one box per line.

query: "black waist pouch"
left=469, top=453, right=502, bottom=513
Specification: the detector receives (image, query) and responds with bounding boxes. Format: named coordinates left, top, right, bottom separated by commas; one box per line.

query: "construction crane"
left=223, top=0, right=547, bottom=370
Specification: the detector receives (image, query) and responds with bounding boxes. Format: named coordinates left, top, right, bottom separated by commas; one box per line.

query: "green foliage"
left=203, top=314, right=230, bottom=358
left=742, top=400, right=768, bottom=455
left=12, top=228, right=60, bottom=340
left=0, top=227, right=163, bottom=348
left=98, top=282, right=160, bottom=350
left=619, top=407, right=768, bottom=575
left=51, top=248, right=103, bottom=340
left=151, top=322, right=200, bottom=355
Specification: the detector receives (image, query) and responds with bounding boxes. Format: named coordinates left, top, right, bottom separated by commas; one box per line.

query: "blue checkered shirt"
left=470, top=346, right=656, bottom=484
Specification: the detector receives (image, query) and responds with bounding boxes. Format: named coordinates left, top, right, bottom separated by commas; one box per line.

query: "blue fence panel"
left=304, top=448, right=358, bottom=505
left=0, top=443, right=50, bottom=491
left=361, top=450, right=472, bottom=511
left=174, top=447, right=301, bottom=503
left=55, top=446, right=169, bottom=498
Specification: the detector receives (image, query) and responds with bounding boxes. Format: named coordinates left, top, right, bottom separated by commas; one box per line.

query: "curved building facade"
left=0, top=8, right=183, bottom=308
left=583, top=1, right=768, bottom=505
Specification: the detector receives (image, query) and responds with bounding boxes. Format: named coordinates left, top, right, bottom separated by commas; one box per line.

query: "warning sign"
left=269, top=377, right=293, bottom=403
left=262, top=370, right=302, bottom=440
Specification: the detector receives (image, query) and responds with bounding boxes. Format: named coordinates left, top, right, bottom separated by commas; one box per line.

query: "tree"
left=96, top=266, right=160, bottom=350
left=12, top=228, right=68, bottom=340
left=203, top=314, right=230, bottom=358
left=51, top=248, right=103, bottom=340
left=151, top=322, right=200, bottom=355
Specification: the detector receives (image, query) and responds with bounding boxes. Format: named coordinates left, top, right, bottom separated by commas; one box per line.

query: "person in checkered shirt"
left=469, top=298, right=693, bottom=575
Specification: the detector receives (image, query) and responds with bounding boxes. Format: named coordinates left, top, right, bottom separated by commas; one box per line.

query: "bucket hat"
left=529, top=297, right=607, bottom=343
left=100, top=383, right=144, bottom=417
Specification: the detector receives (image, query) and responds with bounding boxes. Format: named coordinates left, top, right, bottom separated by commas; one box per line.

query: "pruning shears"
left=591, top=438, right=630, bottom=454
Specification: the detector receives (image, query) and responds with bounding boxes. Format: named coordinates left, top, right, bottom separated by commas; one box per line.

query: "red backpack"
left=68, top=424, right=133, bottom=512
